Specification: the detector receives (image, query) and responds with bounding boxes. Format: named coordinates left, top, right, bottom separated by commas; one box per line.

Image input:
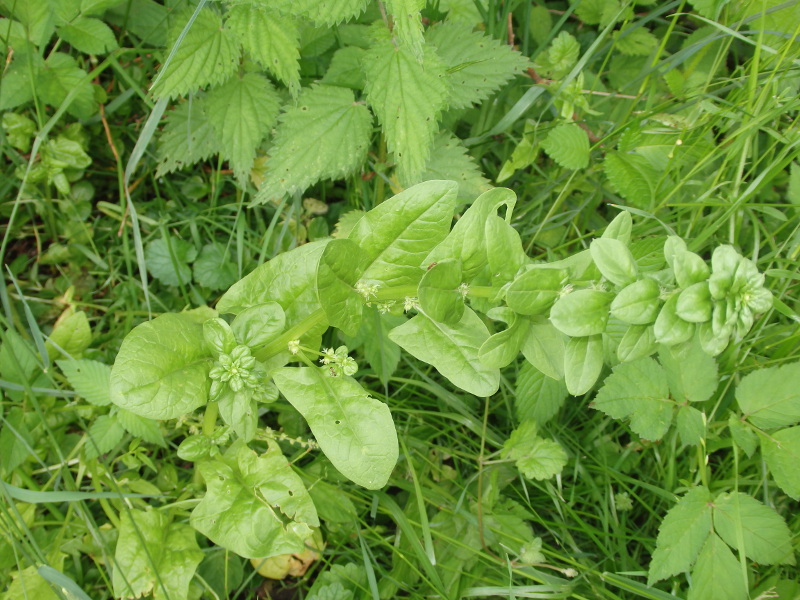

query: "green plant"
left=101, top=179, right=795, bottom=599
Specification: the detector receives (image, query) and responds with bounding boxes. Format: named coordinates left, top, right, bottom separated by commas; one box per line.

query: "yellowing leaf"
left=364, top=40, right=447, bottom=185
left=151, top=8, right=240, bottom=100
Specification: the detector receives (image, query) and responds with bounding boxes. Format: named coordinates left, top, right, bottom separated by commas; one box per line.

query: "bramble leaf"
left=57, top=359, right=111, bottom=406
left=648, top=486, right=712, bottom=585
left=36, top=52, right=96, bottom=119
left=145, top=236, right=197, bottom=287
left=688, top=534, right=747, bottom=600
left=736, top=362, right=800, bottom=429
left=273, top=368, right=398, bottom=489
left=658, top=340, right=718, bottom=403
left=84, top=414, right=125, bottom=459
left=116, top=408, right=165, bottom=447
left=676, top=405, right=705, bottom=446
left=541, top=123, right=590, bottom=170
left=151, top=8, right=240, bottom=100
left=254, top=85, right=371, bottom=202
left=57, top=16, right=117, bottom=54
left=426, top=21, right=528, bottom=109
left=114, top=509, right=204, bottom=600
left=514, top=362, right=569, bottom=425
left=592, top=357, right=673, bottom=440
left=191, top=441, right=318, bottom=558
left=364, top=39, right=447, bottom=184
left=110, top=312, right=214, bottom=420
left=760, top=426, right=800, bottom=500
left=350, top=180, right=458, bottom=287
left=712, top=491, right=795, bottom=565
left=226, top=5, right=300, bottom=95
left=502, top=421, right=567, bottom=480
left=604, top=151, right=658, bottom=206
left=204, top=73, right=280, bottom=183
left=389, top=308, right=500, bottom=396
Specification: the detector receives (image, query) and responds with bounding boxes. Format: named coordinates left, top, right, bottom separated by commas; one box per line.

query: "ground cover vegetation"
left=1, top=0, right=799, bottom=598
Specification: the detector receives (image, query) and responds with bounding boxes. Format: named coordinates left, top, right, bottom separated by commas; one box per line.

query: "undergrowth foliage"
left=2, top=0, right=800, bottom=599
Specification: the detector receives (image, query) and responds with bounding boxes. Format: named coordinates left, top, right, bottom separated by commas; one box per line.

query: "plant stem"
left=203, top=402, right=219, bottom=436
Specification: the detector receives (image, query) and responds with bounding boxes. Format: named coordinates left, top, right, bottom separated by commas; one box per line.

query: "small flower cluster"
left=355, top=280, right=380, bottom=302
left=319, top=345, right=358, bottom=377
left=209, top=345, right=265, bottom=400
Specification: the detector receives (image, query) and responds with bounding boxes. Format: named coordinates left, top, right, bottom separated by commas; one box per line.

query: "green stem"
left=254, top=308, right=327, bottom=362
left=203, top=402, right=219, bottom=437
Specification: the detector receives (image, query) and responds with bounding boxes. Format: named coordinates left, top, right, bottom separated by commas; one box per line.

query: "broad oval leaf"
left=549, top=289, right=613, bottom=337
left=316, top=238, right=368, bottom=336
left=590, top=238, right=637, bottom=287
left=389, top=307, right=500, bottom=396
left=617, top=324, right=657, bottom=362
left=676, top=281, right=712, bottom=323
left=190, top=440, right=318, bottom=558
left=506, top=267, right=567, bottom=316
left=418, top=259, right=465, bottom=325
left=272, top=368, right=398, bottom=489
left=653, top=294, right=694, bottom=345
left=350, top=180, right=458, bottom=287
left=479, top=312, right=530, bottom=369
left=110, top=312, right=214, bottom=420
left=563, top=335, right=603, bottom=396
left=231, top=303, right=286, bottom=349
left=610, top=278, right=661, bottom=324
left=521, top=317, right=566, bottom=380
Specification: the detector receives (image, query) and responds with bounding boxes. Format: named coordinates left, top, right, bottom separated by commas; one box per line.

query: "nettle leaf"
left=384, top=0, right=425, bottom=59
left=205, top=73, right=280, bottom=183
left=114, top=509, right=204, bottom=600
left=193, top=243, right=238, bottom=291
left=760, top=426, right=800, bottom=500
left=563, top=335, right=603, bottom=396
left=736, top=361, right=800, bottom=429
left=275, top=0, right=370, bottom=26
left=157, top=100, right=220, bottom=177
left=688, top=534, right=747, bottom=600
left=191, top=440, right=318, bottom=558
left=316, top=239, right=368, bottom=337
left=364, top=39, right=447, bottom=184
left=514, top=361, right=568, bottom=425
left=610, top=278, right=660, bottom=324
left=521, top=317, right=566, bottom=380
left=226, top=5, right=300, bottom=95
left=590, top=238, right=638, bottom=287
left=254, top=85, right=372, bottom=203
left=541, top=123, right=590, bottom=170
left=84, top=414, right=125, bottom=459
left=648, top=486, right=712, bottom=585
left=389, top=308, right=500, bottom=396
left=218, top=241, right=328, bottom=330
left=57, top=16, right=117, bottom=54
left=57, top=359, right=111, bottom=406
left=502, top=421, right=567, bottom=481
left=110, top=312, right=214, bottom=420
left=549, top=289, right=613, bottom=337
left=273, top=368, right=398, bottom=489
left=151, top=8, right=240, bottom=100
left=425, top=21, right=528, bottom=110
left=593, top=357, right=673, bottom=441
left=36, top=52, right=95, bottom=120
left=614, top=25, right=658, bottom=56
left=506, top=267, right=567, bottom=316
left=712, top=491, right=795, bottom=565
left=350, top=180, right=458, bottom=287
left=658, top=340, right=718, bottom=403
left=321, top=46, right=367, bottom=89
left=426, top=187, right=516, bottom=282
left=145, top=236, right=197, bottom=287
left=604, top=151, right=658, bottom=207
left=419, top=133, right=491, bottom=202
left=418, top=259, right=465, bottom=325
